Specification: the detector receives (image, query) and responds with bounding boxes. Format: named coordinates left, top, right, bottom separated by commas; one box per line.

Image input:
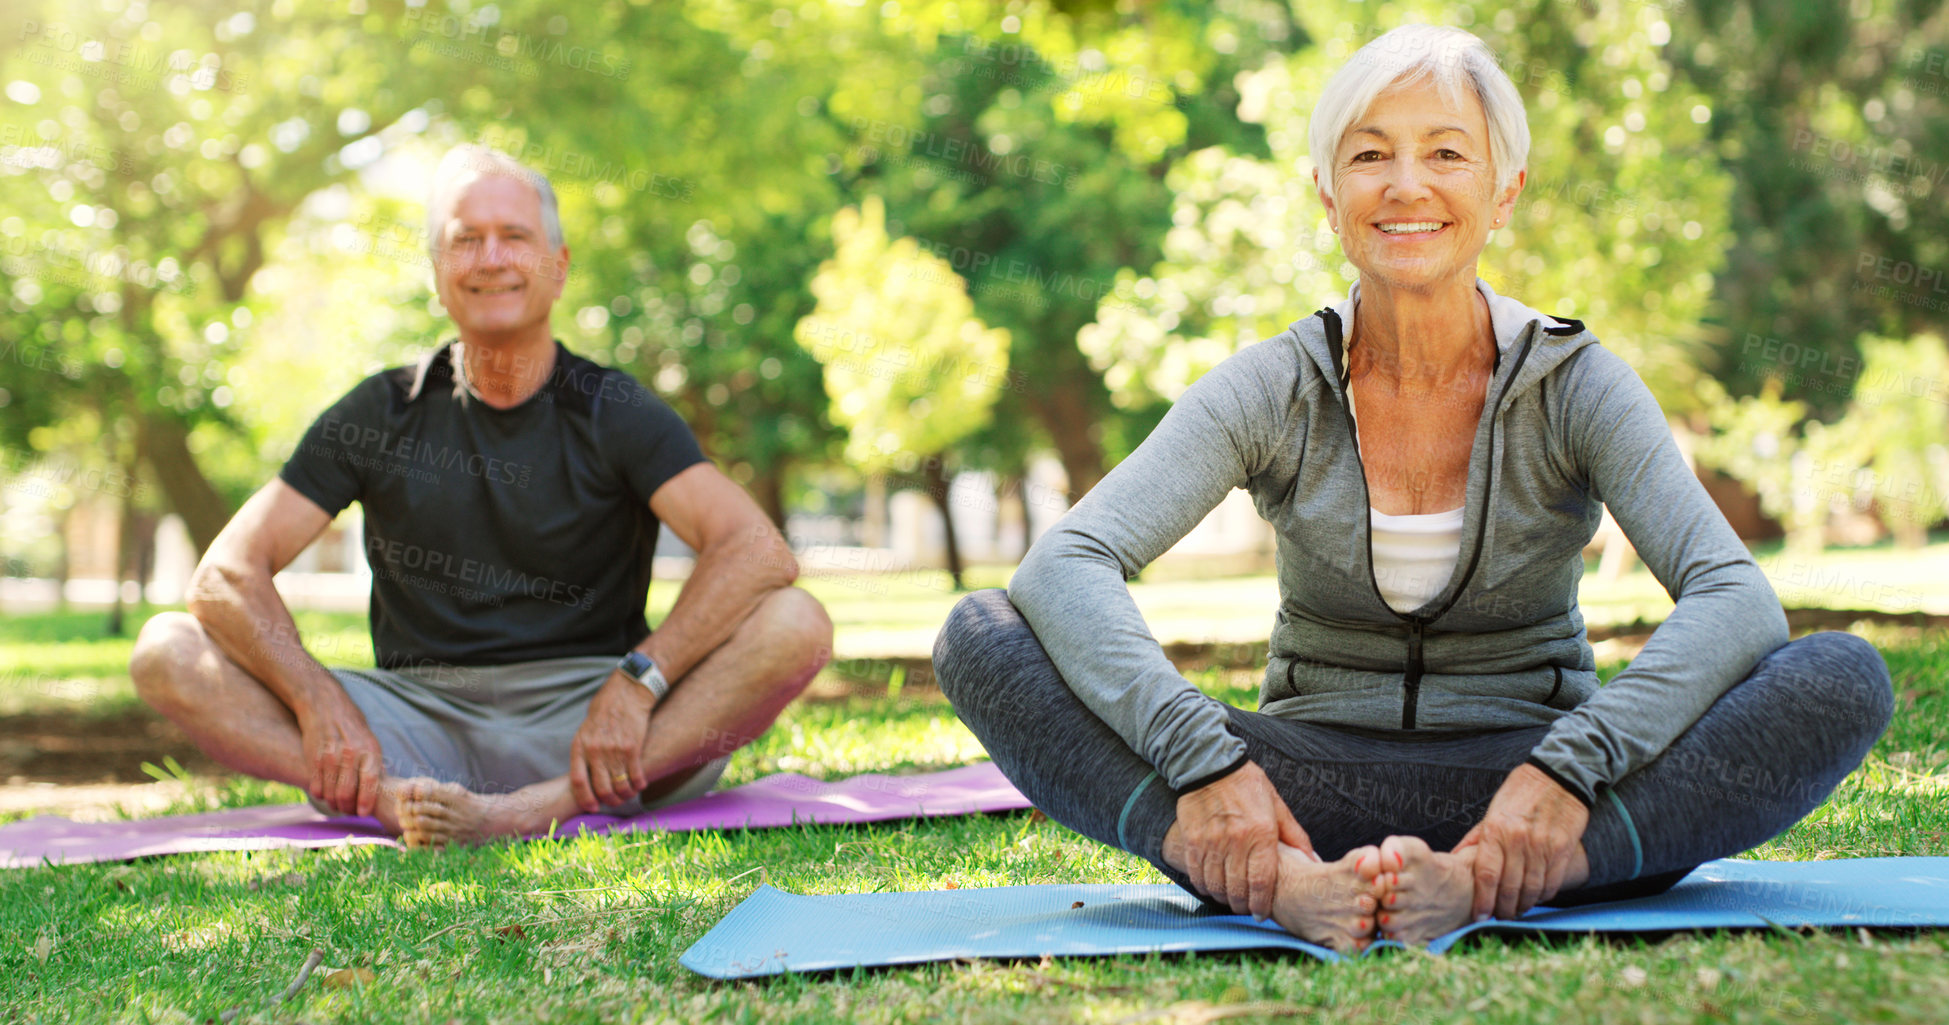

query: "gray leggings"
left=934, top=590, right=1894, bottom=907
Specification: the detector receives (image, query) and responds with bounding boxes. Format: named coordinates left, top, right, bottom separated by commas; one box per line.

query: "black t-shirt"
left=279, top=341, right=706, bottom=669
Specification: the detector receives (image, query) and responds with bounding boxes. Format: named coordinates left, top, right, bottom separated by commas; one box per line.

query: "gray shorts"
left=327, top=654, right=729, bottom=815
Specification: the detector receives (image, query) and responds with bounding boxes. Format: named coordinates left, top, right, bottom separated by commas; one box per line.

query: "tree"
left=1665, top=0, right=1949, bottom=417
left=0, top=0, right=515, bottom=555
left=795, top=197, right=1010, bottom=589
left=1082, top=0, right=1737, bottom=414
left=1834, top=333, right=1949, bottom=547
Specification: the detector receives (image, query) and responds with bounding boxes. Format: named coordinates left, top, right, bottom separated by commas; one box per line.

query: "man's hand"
left=569, top=671, right=657, bottom=813
left=1171, top=760, right=1316, bottom=920
left=299, top=698, right=385, bottom=817
left=1453, top=762, right=1590, bottom=920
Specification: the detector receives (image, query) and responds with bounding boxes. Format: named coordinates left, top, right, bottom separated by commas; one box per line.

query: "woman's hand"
left=1453, top=762, right=1589, bottom=919
left=1170, top=761, right=1316, bottom=920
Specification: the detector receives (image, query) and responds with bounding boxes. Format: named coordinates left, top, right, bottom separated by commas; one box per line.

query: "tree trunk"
left=138, top=411, right=232, bottom=556
left=106, top=462, right=140, bottom=637
left=1028, top=372, right=1105, bottom=500
left=922, top=453, right=965, bottom=591
left=996, top=474, right=1026, bottom=562
left=53, top=505, right=71, bottom=612
left=750, top=461, right=788, bottom=530
left=863, top=472, right=887, bottom=549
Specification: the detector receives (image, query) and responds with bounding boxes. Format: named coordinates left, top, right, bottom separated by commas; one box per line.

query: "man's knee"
left=932, top=589, right=1022, bottom=702
left=129, top=611, right=208, bottom=710
left=759, top=585, right=834, bottom=688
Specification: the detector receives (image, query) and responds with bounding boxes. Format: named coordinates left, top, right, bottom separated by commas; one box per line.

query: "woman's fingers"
left=1470, top=838, right=1504, bottom=921
left=1518, top=841, right=1550, bottom=916
left=1540, top=841, right=1571, bottom=906
left=1223, top=844, right=1253, bottom=914
left=1247, top=839, right=1280, bottom=920
left=1183, top=855, right=1207, bottom=899
left=1273, top=800, right=1317, bottom=861
left=1200, top=849, right=1226, bottom=909
left=1494, top=842, right=1527, bottom=919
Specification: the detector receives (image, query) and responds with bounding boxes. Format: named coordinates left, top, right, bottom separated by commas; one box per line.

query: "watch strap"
left=618, top=650, right=669, bottom=701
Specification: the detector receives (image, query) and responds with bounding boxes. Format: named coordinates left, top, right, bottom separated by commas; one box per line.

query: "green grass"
left=0, top=609, right=371, bottom=719
left=3, top=620, right=1948, bottom=1021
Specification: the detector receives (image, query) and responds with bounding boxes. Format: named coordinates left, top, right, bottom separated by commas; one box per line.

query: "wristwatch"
left=617, top=650, right=670, bottom=701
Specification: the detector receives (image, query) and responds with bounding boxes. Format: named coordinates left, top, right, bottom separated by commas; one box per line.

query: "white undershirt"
left=1369, top=504, right=1466, bottom=613
left=1345, top=346, right=1467, bottom=614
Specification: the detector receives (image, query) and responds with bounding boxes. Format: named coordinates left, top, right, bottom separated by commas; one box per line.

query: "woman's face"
left=1315, top=76, right=1523, bottom=294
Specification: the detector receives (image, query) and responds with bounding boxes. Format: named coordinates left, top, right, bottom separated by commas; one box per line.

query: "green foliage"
left=0, top=0, right=1940, bottom=555
left=1699, top=331, right=1949, bottom=549
left=1083, top=0, right=1735, bottom=411
left=1667, top=0, right=1949, bottom=418
left=797, top=197, right=1010, bottom=472
left=1837, top=333, right=1949, bottom=544
left=1694, top=378, right=1821, bottom=546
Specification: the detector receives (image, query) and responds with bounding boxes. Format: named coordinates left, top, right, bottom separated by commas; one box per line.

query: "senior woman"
left=932, top=25, right=1893, bottom=951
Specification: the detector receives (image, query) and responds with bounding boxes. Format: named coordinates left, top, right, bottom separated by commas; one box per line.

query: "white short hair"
left=424, top=144, right=563, bottom=259
left=1309, top=25, right=1529, bottom=203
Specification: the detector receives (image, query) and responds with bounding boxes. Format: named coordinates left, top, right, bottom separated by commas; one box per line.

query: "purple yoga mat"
left=0, top=762, right=1029, bottom=868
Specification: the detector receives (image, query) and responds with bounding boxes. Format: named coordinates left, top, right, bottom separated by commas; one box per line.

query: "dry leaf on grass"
left=33, top=934, right=54, bottom=962
left=494, top=924, right=527, bottom=941
left=322, top=967, right=377, bottom=989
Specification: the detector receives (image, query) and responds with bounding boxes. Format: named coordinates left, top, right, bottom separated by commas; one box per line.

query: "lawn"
left=2, top=582, right=1948, bottom=1021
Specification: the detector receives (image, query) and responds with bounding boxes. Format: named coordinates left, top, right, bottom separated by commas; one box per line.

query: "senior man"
left=130, top=145, right=831, bottom=847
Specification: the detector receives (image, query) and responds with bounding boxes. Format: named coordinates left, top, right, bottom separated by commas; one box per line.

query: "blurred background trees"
left=3, top=0, right=1945, bottom=616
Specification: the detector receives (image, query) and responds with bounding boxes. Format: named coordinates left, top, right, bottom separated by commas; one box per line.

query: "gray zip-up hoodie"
left=1008, top=278, right=1789, bottom=806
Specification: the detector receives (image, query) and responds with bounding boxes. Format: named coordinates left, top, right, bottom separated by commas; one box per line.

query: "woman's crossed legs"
left=934, top=590, right=1892, bottom=949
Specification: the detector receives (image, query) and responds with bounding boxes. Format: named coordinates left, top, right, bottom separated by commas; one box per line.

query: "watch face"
left=621, top=651, right=653, bottom=678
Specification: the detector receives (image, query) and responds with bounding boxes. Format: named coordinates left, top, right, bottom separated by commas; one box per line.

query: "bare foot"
left=1268, top=844, right=1382, bottom=953
left=1371, top=835, right=1476, bottom=944
left=393, top=777, right=576, bottom=849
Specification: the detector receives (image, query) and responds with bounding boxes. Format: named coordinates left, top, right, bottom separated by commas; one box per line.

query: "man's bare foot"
left=1371, top=835, right=1477, bottom=944
left=393, top=777, right=576, bottom=849
left=1268, top=844, right=1382, bottom=953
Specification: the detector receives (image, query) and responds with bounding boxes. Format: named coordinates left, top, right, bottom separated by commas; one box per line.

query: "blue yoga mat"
left=681, top=857, right=1949, bottom=978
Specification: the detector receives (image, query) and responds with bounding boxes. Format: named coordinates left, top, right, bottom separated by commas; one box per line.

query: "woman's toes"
left=1352, top=845, right=1383, bottom=883
left=1381, top=833, right=1431, bottom=868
